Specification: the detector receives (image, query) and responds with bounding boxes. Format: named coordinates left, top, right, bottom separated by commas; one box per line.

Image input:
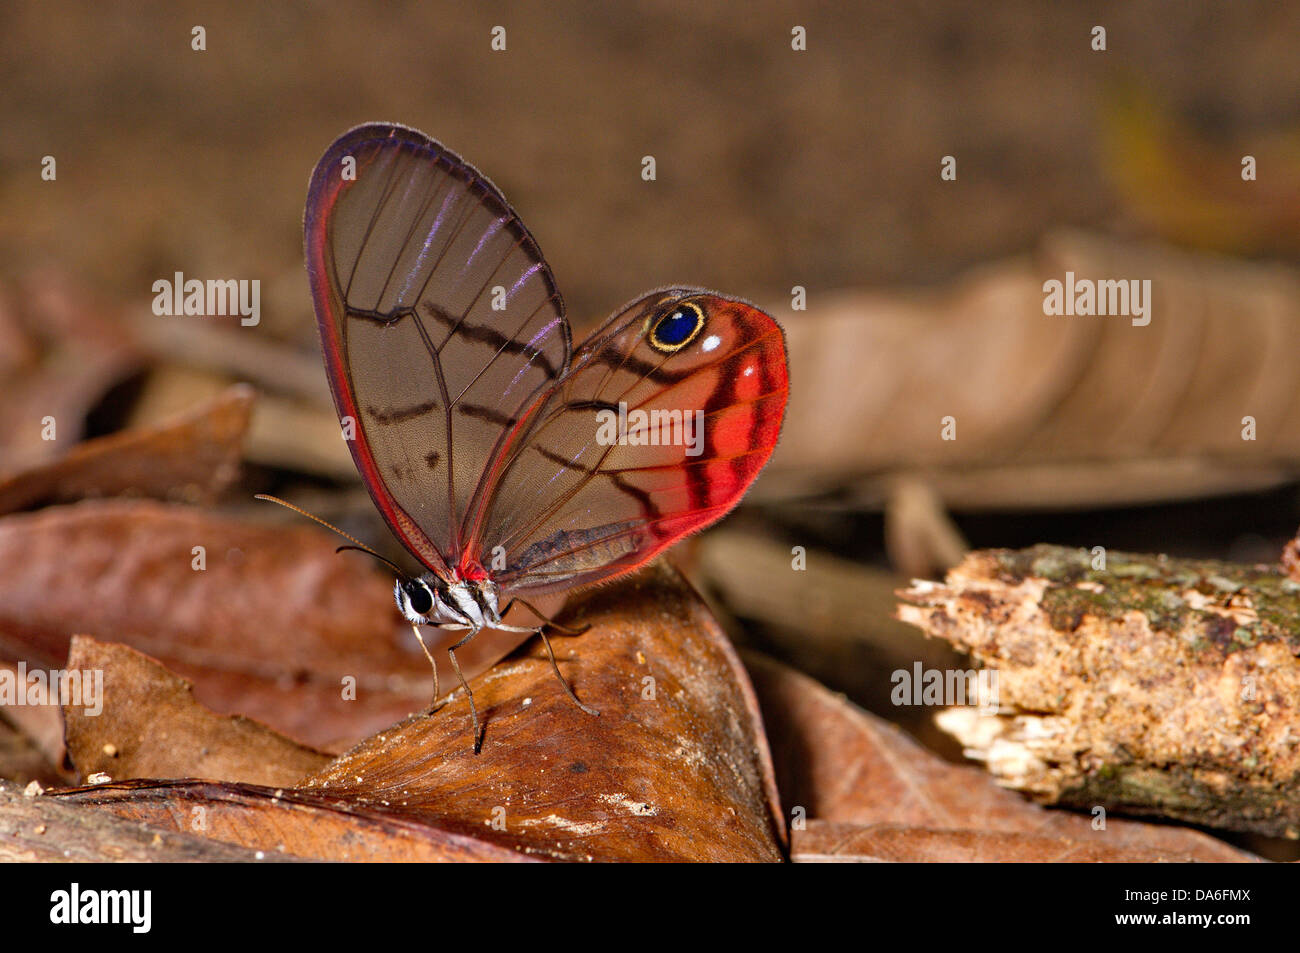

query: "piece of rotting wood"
left=898, top=542, right=1300, bottom=838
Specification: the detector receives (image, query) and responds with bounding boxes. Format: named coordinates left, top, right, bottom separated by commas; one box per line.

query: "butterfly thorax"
left=395, top=572, right=501, bottom=629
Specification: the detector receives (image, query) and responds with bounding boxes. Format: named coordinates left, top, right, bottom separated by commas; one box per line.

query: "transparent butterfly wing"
left=465, top=289, right=789, bottom=596
left=305, top=124, right=570, bottom=573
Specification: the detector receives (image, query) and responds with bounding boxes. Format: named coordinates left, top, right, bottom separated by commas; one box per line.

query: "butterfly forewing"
left=467, top=290, right=788, bottom=596
left=305, top=124, right=570, bottom=572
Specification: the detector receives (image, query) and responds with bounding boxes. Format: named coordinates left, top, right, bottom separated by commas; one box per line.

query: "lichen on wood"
left=897, top=544, right=1300, bottom=838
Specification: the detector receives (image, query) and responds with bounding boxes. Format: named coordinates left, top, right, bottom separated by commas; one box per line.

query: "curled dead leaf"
left=0, top=272, right=143, bottom=472
left=64, top=635, right=330, bottom=787
left=0, top=384, right=253, bottom=514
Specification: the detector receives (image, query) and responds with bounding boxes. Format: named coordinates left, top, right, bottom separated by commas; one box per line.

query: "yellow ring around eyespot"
left=645, top=300, right=706, bottom=354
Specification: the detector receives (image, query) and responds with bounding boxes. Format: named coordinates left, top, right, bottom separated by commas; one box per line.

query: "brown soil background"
left=4, top=1, right=1297, bottom=335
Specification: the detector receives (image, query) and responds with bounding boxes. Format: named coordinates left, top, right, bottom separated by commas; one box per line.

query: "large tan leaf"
left=760, top=231, right=1300, bottom=508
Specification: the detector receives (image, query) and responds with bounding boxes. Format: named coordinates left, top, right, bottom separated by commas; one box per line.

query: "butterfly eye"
left=405, top=581, right=434, bottom=615
left=648, top=301, right=705, bottom=353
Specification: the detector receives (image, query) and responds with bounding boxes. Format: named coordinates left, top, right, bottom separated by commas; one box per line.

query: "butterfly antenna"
left=335, top=545, right=406, bottom=575
left=253, top=494, right=405, bottom=575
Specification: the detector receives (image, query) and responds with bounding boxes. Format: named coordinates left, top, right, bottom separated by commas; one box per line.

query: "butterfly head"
left=396, top=576, right=441, bottom=625
left=395, top=572, right=501, bottom=629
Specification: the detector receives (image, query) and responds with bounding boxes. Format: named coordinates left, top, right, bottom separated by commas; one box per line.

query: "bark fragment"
left=898, top=544, right=1300, bottom=838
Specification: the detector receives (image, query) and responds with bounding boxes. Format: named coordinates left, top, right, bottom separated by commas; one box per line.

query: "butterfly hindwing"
left=305, top=124, right=571, bottom=573
left=465, top=289, right=789, bottom=596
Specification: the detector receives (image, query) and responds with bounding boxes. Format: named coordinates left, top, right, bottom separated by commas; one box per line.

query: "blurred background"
left=3, top=1, right=1300, bottom=780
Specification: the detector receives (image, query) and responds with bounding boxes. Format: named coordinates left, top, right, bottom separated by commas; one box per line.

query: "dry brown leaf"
left=127, top=366, right=355, bottom=482
left=123, top=321, right=357, bottom=481
left=760, top=231, right=1300, bottom=508
left=47, top=565, right=784, bottom=862
left=0, top=384, right=253, bottom=514
left=792, top=820, right=1252, bottom=863
left=0, top=663, right=67, bottom=778
left=745, top=652, right=1257, bottom=862
left=0, top=500, right=531, bottom=751
left=296, top=564, right=784, bottom=862
left=694, top=530, right=967, bottom=737
left=0, top=716, right=62, bottom=788
left=64, top=635, right=330, bottom=787
left=127, top=313, right=334, bottom=409
left=0, top=271, right=143, bottom=472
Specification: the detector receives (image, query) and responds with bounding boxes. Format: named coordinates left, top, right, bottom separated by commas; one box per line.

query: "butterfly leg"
left=409, top=623, right=442, bottom=710
left=498, top=597, right=590, bottom=636
left=489, top=619, right=600, bottom=718
left=412, top=623, right=473, bottom=711
left=446, top=627, right=484, bottom=754
left=536, top=625, right=600, bottom=717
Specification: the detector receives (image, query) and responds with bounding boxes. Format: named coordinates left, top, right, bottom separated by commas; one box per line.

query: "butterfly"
left=273, top=123, right=788, bottom=752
